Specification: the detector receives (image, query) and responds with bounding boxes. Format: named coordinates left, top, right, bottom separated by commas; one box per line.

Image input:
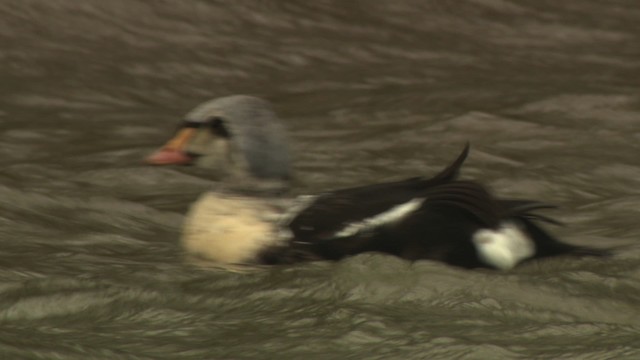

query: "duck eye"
left=208, top=117, right=230, bottom=138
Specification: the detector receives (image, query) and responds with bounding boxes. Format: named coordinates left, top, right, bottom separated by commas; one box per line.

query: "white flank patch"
left=334, top=198, right=425, bottom=238
left=472, top=221, right=536, bottom=270
left=181, top=192, right=281, bottom=264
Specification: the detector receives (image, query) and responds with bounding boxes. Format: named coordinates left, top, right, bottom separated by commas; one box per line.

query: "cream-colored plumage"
left=181, top=192, right=283, bottom=264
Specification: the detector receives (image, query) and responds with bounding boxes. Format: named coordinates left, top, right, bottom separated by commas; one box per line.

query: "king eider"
left=146, top=95, right=291, bottom=182
left=181, top=144, right=608, bottom=270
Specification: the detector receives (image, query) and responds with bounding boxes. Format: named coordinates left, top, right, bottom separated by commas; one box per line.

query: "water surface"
left=1, top=1, right=640, bottom=359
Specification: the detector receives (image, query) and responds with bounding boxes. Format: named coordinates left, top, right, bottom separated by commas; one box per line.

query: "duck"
left=181, top=144, right=609, bottom=270
left=145, top=95, right=291, bottom=182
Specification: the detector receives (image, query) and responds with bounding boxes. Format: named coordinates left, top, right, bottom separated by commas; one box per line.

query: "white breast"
left=181, top=192, right=282, bottom=264
left=472, top=221, right=536, bottom=270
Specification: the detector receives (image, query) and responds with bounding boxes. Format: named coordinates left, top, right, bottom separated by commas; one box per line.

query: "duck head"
left=146, top=95, right=291, bottom=181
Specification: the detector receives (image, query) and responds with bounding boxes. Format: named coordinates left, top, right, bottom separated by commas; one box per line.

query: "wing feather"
left=288, top=144, right=470, bottom=241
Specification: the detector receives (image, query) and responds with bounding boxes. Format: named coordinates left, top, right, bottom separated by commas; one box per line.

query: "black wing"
left=279, top=177, right=609, bottom=267
left=287, top=180, right=501, bottom=266
left=288, top=144, right=470, bottom=242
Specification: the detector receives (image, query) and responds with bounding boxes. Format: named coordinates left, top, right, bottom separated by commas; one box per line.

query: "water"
left=1, top=1, right=640, bottom=358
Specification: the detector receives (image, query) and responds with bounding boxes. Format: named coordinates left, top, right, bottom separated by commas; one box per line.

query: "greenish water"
left=1, top=1, right=639, bottom=359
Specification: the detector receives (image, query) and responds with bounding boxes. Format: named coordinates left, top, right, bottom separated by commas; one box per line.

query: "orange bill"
left=145, top=128, right=195, bottom=165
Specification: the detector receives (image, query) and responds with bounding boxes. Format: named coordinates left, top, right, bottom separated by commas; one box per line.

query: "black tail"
left=499, top=199, right=564, bottom=226
left=505, top=205, right=611, bottom=259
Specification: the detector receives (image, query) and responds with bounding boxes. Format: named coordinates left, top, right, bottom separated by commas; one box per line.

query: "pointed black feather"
left=515, top=217, right=610, bottom=259
left=498, top=199, right=558, bottom=214
left=498, top=199, right=564, bottom=226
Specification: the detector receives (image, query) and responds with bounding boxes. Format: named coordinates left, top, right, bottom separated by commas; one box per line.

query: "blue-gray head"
left=146, top=95, right=291, bottom=181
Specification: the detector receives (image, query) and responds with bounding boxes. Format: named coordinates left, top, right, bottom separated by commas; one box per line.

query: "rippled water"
left=1, top=1, right=640, bottom=359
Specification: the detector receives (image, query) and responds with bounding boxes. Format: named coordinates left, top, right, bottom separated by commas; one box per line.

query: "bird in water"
left=179, top=143, right=608, bottom=270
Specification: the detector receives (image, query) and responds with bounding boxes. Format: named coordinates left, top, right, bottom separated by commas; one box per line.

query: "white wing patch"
left=334, top=197, right=425, bottom=238
left=472, top=221, right=536, bottom=270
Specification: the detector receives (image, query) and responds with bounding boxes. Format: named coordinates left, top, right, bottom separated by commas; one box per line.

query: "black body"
left=260, top=144, right=609, bottom=268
